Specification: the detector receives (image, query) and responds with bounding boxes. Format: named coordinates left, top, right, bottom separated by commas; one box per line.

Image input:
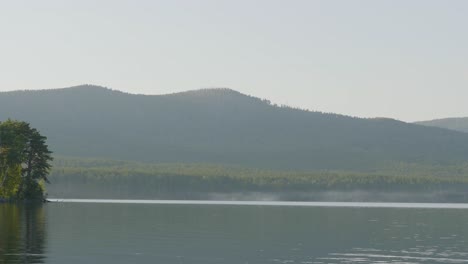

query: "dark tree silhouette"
left=0, top=120, right=53, bottom=200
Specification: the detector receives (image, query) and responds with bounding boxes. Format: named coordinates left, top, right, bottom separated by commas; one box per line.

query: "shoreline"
left=46, top=198, right=468, bottom=209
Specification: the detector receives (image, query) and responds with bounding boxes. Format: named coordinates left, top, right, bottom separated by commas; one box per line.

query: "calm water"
left=2, top=201, right=468, bottom=264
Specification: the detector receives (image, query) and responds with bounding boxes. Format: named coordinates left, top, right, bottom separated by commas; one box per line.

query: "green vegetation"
left=3, top=86, right=468, bottom=201
left=0, top=120, right=53, bottom=201
left=47, top=157, right=468, bottom=200
left=3, top=85, right=468, bottom=171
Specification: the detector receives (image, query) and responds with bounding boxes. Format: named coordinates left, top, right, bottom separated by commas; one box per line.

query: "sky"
left=0, top=0, right=467, bottom=122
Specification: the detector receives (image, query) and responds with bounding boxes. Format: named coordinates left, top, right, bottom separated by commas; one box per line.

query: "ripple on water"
left=317, top=249, right=468, bottom=264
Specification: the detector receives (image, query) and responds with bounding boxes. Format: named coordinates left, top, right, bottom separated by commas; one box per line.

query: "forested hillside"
left=2, top=85, right=468, bottom=171
left=47, top=157, right=468, bottom=201
left=416, top=117, right=468, bottom=133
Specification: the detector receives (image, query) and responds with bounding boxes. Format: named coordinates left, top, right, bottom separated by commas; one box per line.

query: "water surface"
left=2, top=200, right=468, bottom=263
left=47, top=199, right=468, bottom=208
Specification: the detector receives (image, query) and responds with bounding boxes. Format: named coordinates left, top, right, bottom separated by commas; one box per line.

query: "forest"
left=3, top=85, right=468, bottom=171
left=47, top=157, right=468, bottom=201
left=4, top=86, right=468, bottom=202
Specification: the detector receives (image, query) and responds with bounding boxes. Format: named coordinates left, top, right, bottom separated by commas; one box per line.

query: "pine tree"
left=0, top=120, right=53, bottom=200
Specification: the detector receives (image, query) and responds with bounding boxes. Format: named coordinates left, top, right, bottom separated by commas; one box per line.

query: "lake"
left=2, top=200, right=468, bottom=264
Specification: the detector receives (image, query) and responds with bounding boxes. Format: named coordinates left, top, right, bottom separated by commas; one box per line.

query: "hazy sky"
left=1, top=0, right=467, bottom=121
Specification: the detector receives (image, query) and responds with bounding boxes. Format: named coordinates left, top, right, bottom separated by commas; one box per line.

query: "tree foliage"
left=0, top=120, right=53, bottom=200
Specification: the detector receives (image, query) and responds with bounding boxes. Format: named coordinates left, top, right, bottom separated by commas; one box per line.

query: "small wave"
left=327, top=253, right=468, bottom=263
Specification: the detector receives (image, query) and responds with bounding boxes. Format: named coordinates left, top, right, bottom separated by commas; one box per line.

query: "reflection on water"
left=0, top=203, right=46, bottom=264
left=2, top=201, right=468, bottom=263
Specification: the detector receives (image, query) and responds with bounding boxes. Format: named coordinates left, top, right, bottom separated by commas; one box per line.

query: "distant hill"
left=2, top=85, right=468, bottom=171
left=415, top=117, right=468, bottom=133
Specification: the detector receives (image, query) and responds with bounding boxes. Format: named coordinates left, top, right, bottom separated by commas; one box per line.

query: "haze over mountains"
left=415, top=118, right=468, bottom=134
left=2, top=85, right=468, bottom=171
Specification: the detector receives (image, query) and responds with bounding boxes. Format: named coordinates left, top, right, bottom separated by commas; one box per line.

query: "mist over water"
left=45, top=199, right=468, bottom=209
left=285, top=190, right=468, bottom=203
left=2, top=1, right=468, bottom=263
left=47, top=187, right=468, bottom=203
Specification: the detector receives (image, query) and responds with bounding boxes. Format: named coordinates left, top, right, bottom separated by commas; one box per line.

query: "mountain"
left=2, top=85, right=468, bottom=171
left=415, top=117, right=468, bottom=134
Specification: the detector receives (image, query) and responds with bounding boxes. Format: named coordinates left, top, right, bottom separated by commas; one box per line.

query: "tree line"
left=47, top=158, right=468, bottom=199
left=0, top=120, right=53, bottom=201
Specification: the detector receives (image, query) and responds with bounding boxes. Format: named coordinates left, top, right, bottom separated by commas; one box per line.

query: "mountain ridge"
left=0, top=85, right=423, bottom=121
left=0, top=85, right=386, bottom=118
left=0, top=85, right=255, bottom=99
left=415, top=117, right=468, bottom=134
left=2, top=85, right=468, bottom=171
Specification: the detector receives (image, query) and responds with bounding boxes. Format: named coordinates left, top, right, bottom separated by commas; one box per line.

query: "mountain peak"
left=0, top=84, right=122, bottom=96
left=169, top=88, right=246, bottom=97
left=58, top=84, right=124, bottom=94
left=164, top=88, right=264, bottom=105
left=66, top=84, right=111, bottom=90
